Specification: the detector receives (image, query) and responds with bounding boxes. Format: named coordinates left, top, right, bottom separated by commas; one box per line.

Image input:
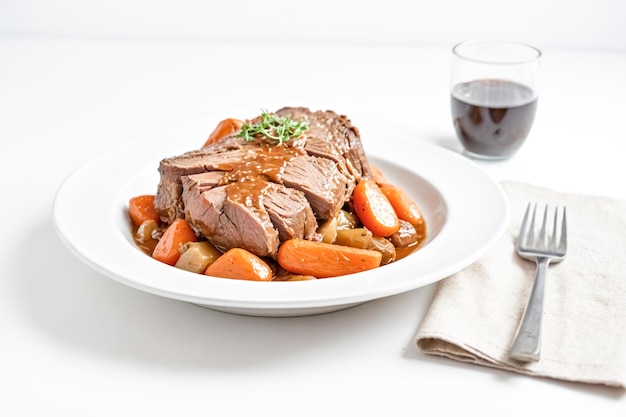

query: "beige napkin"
left=416, top=180, right=626, bottom=388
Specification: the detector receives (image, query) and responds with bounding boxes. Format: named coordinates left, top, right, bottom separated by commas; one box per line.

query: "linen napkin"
left=415, top=180, right=626, bottom=388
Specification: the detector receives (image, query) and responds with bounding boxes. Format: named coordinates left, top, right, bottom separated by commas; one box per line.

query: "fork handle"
left=509, top=257, right=550, bottom=362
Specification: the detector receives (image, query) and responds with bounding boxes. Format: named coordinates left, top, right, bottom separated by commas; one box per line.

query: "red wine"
left=451, top=79, right=537, bottom=158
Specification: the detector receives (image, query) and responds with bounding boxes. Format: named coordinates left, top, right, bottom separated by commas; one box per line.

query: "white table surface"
left=1, top=36, right=625, bottom=416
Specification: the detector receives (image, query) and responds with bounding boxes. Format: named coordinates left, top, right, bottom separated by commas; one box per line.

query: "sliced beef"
left=182, top=172, right=317, bottom=257
left=181, top=171, right=225, bottom=193
left=182, top=177, right=279, bottom=257
left=275, top=107, right=371, bottom=182
left=154, top=107, right=373, bottom=259
left=263, top=183, right=318, bottom=243
left=155, top=145, right=256, bottom=223
left=281, top=155, right=352, bottom=220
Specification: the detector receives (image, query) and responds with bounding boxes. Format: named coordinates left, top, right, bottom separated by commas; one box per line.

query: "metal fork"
left=509, top=203, right=567, bottom=362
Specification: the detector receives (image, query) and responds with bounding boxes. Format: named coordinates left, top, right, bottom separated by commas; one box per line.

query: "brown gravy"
left=218, top=142, right=306, bottom=207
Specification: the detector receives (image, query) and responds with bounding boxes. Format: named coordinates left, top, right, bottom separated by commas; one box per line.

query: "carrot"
left=277, top=239, right=382, bottom=278
left=128, top=195, right=161, bottom=227
left=352, top=179, right=400, bottom=237
left=203, top=118, right=244, bottom=147
left=204, top=248, right=272, bottom=281
left=379, top=184, right=424, bottom=226
left=152, top=218, right=198, bottom=265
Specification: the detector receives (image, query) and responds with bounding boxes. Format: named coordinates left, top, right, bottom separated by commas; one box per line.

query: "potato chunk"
left=175, top=241, right=222, bottom=274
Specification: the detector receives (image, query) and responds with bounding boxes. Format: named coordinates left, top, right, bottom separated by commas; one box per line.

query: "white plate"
left=53, top=113, right=509, bottom=317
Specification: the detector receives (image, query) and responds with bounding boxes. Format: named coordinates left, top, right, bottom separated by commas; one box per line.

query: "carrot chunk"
left=379, top=184, right=424, bottom=226
left=203, top=118, right=244, bottom=147
left=128, top=195, right=161, bottom=227
left=204, top=248, right=272, bottom=281
left=152, top=218, right=198, bottom=266
left=277, top=239, right=382, bottom=278
left=352, top=180, right=400, bottom=237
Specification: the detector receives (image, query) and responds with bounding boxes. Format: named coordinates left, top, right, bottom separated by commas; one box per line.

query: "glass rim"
left=452, top=40, right=542, bottom=65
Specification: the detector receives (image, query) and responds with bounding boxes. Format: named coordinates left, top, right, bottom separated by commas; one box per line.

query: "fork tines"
left=519, top=203, right=567, bottom=253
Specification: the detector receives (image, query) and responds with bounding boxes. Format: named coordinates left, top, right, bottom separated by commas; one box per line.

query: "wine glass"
left=450, top=41, right=542, bottom=160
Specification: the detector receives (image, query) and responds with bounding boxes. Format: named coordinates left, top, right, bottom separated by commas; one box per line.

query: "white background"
left=2, top=0, right=626, bottom=51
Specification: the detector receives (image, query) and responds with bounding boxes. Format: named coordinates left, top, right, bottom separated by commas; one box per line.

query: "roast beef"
left=281, top=154, right=352, bottom=220
left=154, top=107, right=372, bottom=258
left=275, top=107, right=370, bottom=182
left=182, top=179, right=278, bottom=257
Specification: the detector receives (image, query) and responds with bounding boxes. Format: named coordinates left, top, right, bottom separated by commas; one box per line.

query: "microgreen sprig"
left=237, top=109, right=309, bottom=145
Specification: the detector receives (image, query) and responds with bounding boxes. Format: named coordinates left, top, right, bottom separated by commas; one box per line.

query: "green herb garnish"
left=236, top=109, right=309, bottom=144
